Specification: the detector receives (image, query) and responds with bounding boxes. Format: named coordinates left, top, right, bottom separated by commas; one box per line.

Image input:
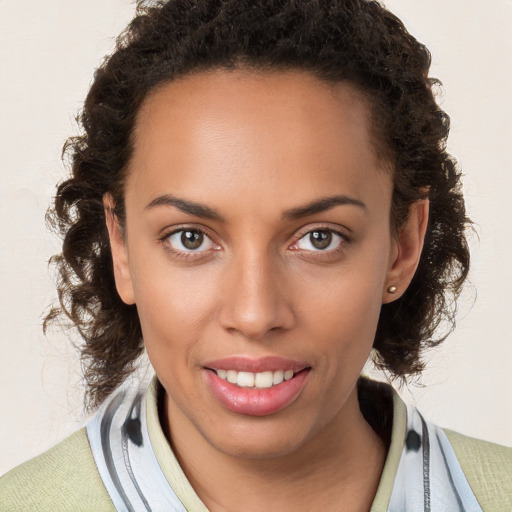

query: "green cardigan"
left=1, top=383, right=511, bottom=511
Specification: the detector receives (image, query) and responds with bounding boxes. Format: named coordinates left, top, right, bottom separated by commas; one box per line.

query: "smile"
left=203, top=357, right=311, bottom=416
left=214, top=369, right=296, bottom=388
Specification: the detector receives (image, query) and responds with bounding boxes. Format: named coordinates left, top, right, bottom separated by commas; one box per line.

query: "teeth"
left=215, top=369, right=298, bottom=388
left=237, top=371, right=255, bottom=388
left=284, top=370, right=294, bottom=381
left=254, top=371, right=273, bottom=388
left=272, top=370, right=284, bottom=385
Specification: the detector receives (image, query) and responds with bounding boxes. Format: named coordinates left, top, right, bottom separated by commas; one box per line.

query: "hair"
left=45, top=0, right=471, bottom=409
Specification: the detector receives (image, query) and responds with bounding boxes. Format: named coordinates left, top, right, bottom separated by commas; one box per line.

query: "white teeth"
left=237, top=371, right=255, bottom=388
left=215, top=369, right=298, bottom=388
left=272, top=370, right=284, bottom=385
left=254, top=371, right=273, bottom=388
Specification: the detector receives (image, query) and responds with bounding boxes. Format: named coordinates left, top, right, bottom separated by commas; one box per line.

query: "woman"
left=1, top=0, right=510, bottom=510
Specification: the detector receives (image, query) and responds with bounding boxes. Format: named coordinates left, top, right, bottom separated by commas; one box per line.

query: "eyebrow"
left=145, top=193, right=366, bottom=221
left=282, top=195, right=366, bottom=220
left=145, top=194, right=224, bottom=221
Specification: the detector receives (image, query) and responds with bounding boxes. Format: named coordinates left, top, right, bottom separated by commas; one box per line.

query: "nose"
left=218, top=248, right=295, bottom=340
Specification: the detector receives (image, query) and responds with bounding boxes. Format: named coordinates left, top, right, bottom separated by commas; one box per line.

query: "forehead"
left=126, top=69, right=391, bottom=216
left=133, top=69, right=377, bottom=157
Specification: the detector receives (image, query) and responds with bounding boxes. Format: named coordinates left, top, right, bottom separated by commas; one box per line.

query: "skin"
left=106, top=69, right=428, bottom=511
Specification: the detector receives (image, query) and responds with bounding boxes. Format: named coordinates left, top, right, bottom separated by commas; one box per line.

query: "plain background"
left=1, top=0, right=511, bottom=475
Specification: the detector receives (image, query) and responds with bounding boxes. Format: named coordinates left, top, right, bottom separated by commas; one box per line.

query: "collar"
left=86, top=375, right=482, bottom=511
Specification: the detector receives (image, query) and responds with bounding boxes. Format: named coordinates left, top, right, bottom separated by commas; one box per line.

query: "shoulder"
left=0, top=428, right=115, bottom=512
left=444, top=428, right=512, bottom=511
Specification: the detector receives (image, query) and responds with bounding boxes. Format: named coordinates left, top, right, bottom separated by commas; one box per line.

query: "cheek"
left=130, top=257, right=222, bottom=357
left=133, top=266, right=222, bottom=406
left=307, top=279, right=382, bottom=360
left=295, top=250, right=388, bottom=360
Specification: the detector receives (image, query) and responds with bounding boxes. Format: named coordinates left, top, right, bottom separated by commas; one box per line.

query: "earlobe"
left=103, top=194, right=136, bottom=305
left=383, top=199, right=429, bottom=304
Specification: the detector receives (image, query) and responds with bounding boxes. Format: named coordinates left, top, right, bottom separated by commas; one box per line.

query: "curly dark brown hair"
left=45, top=0, right=470, bottom=409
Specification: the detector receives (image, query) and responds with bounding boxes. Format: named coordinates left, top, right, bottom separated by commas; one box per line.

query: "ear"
left=382, top=199, right=429, bottom=304
left=103, top=193, right=136, bottom=305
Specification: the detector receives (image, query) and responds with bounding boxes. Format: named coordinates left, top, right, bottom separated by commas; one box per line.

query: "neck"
left=162, top=383, right=387, bottom=512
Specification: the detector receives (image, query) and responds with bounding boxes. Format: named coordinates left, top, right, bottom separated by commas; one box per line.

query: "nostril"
left=218, top=265, right=296, bottom=337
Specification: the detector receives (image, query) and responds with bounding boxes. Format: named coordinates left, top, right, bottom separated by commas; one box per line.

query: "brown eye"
left=309, top=230, right=332, bottom=250
left=167, top=229, right=215, bottom=252
left=294, top=228, right=345, bottom=252
left=181, top=230, right=203, bottom=250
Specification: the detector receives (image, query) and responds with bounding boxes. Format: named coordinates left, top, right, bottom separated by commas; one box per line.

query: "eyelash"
left=290, top=226, right=349, bottom=255
left=158, top=226, right=220, bottom=261
left=159, top=224, right=350, bottom=260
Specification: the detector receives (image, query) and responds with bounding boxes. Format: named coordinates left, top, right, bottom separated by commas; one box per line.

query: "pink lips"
left=203, top=356, right=310, bottom=416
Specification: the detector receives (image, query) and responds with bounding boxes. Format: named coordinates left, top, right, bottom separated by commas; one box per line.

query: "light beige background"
left=1, top=0, right=511, bottom=475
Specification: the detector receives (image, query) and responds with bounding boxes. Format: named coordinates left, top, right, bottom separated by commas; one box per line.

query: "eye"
left=294, top=229, right=345, bottom=252
left=166, top=229, right=215, bottom=252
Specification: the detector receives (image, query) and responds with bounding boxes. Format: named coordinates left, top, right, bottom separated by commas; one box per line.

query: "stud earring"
left=387, top=285, right=397, bottom=294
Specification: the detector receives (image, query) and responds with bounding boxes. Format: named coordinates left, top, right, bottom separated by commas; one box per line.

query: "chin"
left=214, top=432, right=309, bottom=460
left=196, top=413, right=317, bottom=460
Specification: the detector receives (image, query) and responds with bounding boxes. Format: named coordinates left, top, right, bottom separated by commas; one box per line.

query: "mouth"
left=202, top=357, right=311, bottom=416
left=210, top=368, right=306, bottom=389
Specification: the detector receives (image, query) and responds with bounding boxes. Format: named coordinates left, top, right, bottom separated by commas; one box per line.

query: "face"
left=107, top=69, right=426, bottom=459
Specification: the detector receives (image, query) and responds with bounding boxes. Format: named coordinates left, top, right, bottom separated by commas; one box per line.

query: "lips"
left=202, top=356, right=311, bottom=416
